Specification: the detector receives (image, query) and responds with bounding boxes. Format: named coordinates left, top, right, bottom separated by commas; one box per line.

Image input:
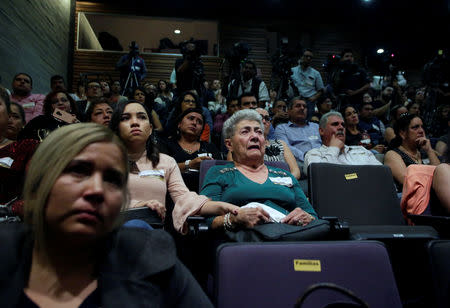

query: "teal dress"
left=200, top=163, right=317, bottom=226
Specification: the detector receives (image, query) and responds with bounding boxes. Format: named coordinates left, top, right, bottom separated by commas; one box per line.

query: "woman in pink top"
left=110, top=100, right=238, bottom=233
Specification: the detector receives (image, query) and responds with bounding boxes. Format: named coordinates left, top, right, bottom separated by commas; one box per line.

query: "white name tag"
left=198, top=153, right=212, bottom=158
left=22, top=102, right=35, bottom=109
left=309, top=135, right=319, bottom=140
left=269, top=176, right=293, bottom=187
left=0, top=157, right=14, bottom=168
left=139, top=169, right=165, bottom=179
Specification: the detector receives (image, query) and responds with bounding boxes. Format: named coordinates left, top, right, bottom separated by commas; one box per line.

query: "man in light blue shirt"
left=290, top=49, right=324, bottom=120
left=274, top=97, right=322, bottom=169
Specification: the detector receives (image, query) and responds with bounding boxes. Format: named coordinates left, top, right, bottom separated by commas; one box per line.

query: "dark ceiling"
left=80, top=0, right=449, bottom=67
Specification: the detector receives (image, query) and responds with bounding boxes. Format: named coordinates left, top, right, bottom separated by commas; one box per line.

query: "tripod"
left=121, top=57, right=140, bottom=96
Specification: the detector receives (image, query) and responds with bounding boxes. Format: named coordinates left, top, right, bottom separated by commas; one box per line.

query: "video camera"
left=322, top=54, right=341, bottom=73
left=180, top=40, right=202, bottom=60
left=225, top=42, right=251, bottom=68
left=128, top=41, right=139, bottom=57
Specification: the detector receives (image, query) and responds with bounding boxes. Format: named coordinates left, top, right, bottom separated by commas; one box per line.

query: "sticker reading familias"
left=293, top=259, right=321, bottom=272
left=344, top=173, right=358, bottom=180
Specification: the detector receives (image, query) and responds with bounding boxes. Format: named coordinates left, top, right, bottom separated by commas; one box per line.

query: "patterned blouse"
left=264, top=139, right=285, bottom=162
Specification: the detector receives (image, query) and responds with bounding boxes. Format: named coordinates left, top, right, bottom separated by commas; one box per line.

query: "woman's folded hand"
left=281, top=208, right=315, bottom=226
left=230, top=207, right=271, bottom=228
left=133, top=200, right=166, bottom=221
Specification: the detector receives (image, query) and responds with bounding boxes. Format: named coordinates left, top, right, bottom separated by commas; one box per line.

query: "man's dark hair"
left=340, top=48, right=353, bottom=58
left=238, top=92, right=257, bottom=106
left=302, top=48, right=314, bottom=55
left=226, top=97, right=238, bottom=108
left=50, top=75, right=64, bottom=84
left=242, top=60, right=257, bottom=71
left=288, top=96, right=306, bottom=110
left=13, top=73, right=33, bottom=87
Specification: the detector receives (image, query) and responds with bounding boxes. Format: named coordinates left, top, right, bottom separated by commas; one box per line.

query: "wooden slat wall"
left=72, top=2, right=222, bottom=90
left=219, top=24, right=272, bottom=86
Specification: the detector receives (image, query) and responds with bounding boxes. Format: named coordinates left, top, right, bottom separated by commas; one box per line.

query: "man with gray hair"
left=304, top=111, right=381, bottom=174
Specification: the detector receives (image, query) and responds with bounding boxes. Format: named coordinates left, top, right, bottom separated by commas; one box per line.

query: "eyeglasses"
left=243, top=101, right=258, bottom=106
left=303, top=55, right=313, bottom=59
left=260, top=115, right=271, bottom=122
left=183, top=99, right=196, bottom=104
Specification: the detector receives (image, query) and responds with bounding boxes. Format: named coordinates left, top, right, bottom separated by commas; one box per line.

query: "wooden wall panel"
left=220, top=25, right=272, bottom=87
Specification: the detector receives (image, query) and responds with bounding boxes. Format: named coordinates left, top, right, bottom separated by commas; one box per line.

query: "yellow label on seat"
left=344, top=173, right=358, bottom=180
left=293, top=259, right=321, bottom=272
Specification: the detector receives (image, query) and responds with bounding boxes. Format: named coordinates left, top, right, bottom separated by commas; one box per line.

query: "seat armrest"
left=187, top=216, right=210, bottom=236
left=321, top=216, right=350, bottom=239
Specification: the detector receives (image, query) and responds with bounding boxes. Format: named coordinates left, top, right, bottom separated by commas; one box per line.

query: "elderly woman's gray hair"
left=222, top=109, right=264, bottom=139
left=319, top=111, right=344, bottom=129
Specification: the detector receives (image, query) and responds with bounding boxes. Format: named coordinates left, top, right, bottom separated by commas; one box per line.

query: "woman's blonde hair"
left=23, top=123, right=129, bottom=250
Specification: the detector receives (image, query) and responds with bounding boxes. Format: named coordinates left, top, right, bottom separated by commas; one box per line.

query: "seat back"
left=308, top=163, right=404, bottom=225
left=428, top=240, right=450, bottom=308
left=199, top=160, right=290, bottom=191
left=215, top=241, right=402, bottom=308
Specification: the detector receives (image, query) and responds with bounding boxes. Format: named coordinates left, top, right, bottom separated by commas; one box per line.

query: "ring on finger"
left=296, top=220, right=302, bottom=226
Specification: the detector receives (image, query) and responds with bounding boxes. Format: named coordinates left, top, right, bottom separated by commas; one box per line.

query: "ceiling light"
left=376, top=49, right=384, bottom=54
left=174, top=29, right=181, bottom=34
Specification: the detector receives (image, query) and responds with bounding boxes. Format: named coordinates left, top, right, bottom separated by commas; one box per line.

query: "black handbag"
left=224, top=219, right=330, bottom=242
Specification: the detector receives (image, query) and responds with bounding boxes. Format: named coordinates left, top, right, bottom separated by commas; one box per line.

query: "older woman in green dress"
left=201, top=109, right=317, bottom=230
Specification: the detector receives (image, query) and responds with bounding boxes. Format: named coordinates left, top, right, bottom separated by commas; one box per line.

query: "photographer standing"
left=334, top=49, right=371, bottom=108
left=289, top=48, right=324, bottom=120
left=174, top=41, right=205, bottom=98
left=116, top=41, right=147, bottom=96
left=227, top=60, right=269, bottom=107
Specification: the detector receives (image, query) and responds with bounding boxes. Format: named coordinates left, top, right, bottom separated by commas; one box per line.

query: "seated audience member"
left=77, top=80, right=103, bottom=117
left=237, top=92, right=258, bottom=110
left=407, top=101, right=421, bottom=116
left=20, top=90, right=79, bottom=141
left=100, top=80, right=111, bottom=99
left=110, top=100, right=238, bottom=234
left=156, top=79, right=173, bottom=106
left=0, top=123, right=214, bottom=307
left=75, top=80, right=87, bottom=101
left=213, top=98, right=239, bottom=136
left=161, top=108, right=220, bottom=192
left=343, top=105, right=386, bottom=153
left=50, top=75, right=79, bottom=101
left=256, top=108, right=301, bottom=180
left=201, top=109, right=317, bottom=230
left=384, top=105, right=408, bottom=145
left=358, top=101, right=385, bottom=146
left=428, top=104, right=449, bottom=138
left=85, top=98, right=113, bottom=127
left=131, top=86, right=163, bottom=132
left=0, top=86, right=38, bottom=217
left=165, top=90, right=211, bottom=142
left=310, top=95, right=333, bottom=123
left=9, top=73, right=45, bottom=122
left=435, top=132, right=449, bottom=160
left=267, top=89, right=277, bottom=110
left=207, top=88, right=227, bottom=116
left=304, top=111, right=381, bottom=174
left=384, top=113, right=441, bottom=191
left=5, top=102, right=26, bottom=140
left=274, top=97, right=321, bottom=169
left=108, top=80, right=127, bottom=105
left=271, top=100, right=289, bottom=129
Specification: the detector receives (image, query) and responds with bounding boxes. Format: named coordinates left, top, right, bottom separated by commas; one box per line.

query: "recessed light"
left=174, top=29, right=181, bottom=34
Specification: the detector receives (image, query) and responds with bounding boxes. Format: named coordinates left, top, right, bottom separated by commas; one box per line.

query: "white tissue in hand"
left=241, top=202, right=286, bottom=223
